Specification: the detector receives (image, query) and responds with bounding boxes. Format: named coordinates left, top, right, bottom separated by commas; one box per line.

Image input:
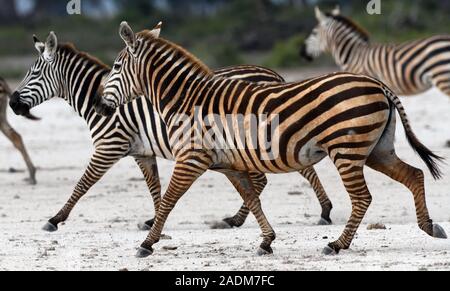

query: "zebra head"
left=11, top=32, right=62, bottom=117
left=96, top=21, right=162, bottom=117
left=300, top=6, right=341, bottom=62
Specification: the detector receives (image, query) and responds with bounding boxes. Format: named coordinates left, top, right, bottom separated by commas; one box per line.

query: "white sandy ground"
left=0, top=74, right=450, bottom=271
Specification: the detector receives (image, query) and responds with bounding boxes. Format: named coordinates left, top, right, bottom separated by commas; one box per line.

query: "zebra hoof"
left=433, top=224, right=448, bottom=239
left=322, top=245, right=338, bottom=256
left=42, top=222, right=58, bottom=232
left=136, top=247, right=153, bottom=258
left=318, top=218, right=332, bottom=226
left=25, top=177, right=37, bottom=185
left=257, top=246, right=273, bottom=256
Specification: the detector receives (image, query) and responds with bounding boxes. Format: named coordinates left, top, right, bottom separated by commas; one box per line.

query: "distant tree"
left=28, top=0, right=67, bottom=19
left=114, top=0, right=153, bottom=17
left=0, top=0, right=19, bottom=24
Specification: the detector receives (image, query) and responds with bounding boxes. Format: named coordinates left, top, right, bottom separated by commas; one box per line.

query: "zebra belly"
left=128, top=132, right=174, bottom=160
left=211, top=141, right=326, bottom=174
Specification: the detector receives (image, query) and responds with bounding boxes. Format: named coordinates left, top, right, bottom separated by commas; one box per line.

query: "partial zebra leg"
left=367, top=155, right=446, bottom=239
left=224, top=171, right=276, bottom=256
left=136, top=154, right=213, bottom=258
left=134, top=156, right=162, bottom=231
left=221, top=172, right=267, bottom=228
left=299, top=167, right=333, bottom=225
left=0, top=120, right=36, bottom=185
left=43, top=150, right=124, bottom=232
left=365, top=116, right=447, bottom=240
left=136, top=154, right=276, bottom=257
left=324, top=165, right=372, bottom=255
left=222, top=167, right=332, bottom=228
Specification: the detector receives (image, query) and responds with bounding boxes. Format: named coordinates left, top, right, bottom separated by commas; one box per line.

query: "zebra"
left=301, top=6, right=450, bottom=97
left=97, top=22, right=446, bottom=258
left=0, top=77, right=38, bottom=184
left=9, top=32, right=333, bottom=234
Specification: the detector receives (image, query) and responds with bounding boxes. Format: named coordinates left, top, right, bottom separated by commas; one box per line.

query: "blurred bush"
left=1, top=0, right=450, bottom=78
left=265, top=35, right=304, bottom=68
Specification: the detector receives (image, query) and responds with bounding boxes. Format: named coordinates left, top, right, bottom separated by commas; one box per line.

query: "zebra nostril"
left=9, top=91, right=21, bottom=108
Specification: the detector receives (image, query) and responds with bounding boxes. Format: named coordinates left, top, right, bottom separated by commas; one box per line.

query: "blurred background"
left=1, top=0, right=450, bottom=78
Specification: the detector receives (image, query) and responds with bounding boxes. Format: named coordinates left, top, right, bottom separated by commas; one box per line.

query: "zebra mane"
left=137, top=30, right=214, bottom=77
left=58, top=43, right=111, bottom=70
left=326, top=14, right=370, bottom=42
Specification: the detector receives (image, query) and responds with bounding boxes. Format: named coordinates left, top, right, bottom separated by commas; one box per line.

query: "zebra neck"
left=329, top=33, right=369, bottom=72
left=144, top=65, right=213, bottom=123
left=62, top=66, right=109, bottom=121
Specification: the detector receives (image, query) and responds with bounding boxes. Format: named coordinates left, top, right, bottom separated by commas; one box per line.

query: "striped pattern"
left=100, top=23, right=444, bottom=256
left=0, top=77, right=37, bottom=184
left=302, top=8, right=450, bottom=96
left=12, top=36, right=332, bottom=232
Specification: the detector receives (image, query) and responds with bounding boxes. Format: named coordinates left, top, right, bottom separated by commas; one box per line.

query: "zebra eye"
left=113, top=63, right=122, bottom=71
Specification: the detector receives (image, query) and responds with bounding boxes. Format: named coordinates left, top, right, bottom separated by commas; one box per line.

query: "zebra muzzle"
left=299, top=44, right=314, bottom=62
left=9, top=92, right=31, bottom=116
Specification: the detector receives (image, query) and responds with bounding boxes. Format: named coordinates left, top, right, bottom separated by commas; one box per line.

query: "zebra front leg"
left=0, top=122, right=37, bottom=185
left=299, top=167, right=333, bottom=225
left=324, top=165, right=372, bottom=255
left=43, top=151, right=123, bottom=232
left=134, top=156, right=162, bottom=231
left=225, top=171, right=276, bottom=256
left=136, top=153, right=213, bottom=258
left=221, top=172, right=267, bottom=228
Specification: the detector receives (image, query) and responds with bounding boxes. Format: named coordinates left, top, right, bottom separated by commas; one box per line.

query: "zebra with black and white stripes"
left=97, top=22, right=446, bottom=257
left=301, top=7, right=450, bottom=97
left=9, top=32, right=333, bottom=233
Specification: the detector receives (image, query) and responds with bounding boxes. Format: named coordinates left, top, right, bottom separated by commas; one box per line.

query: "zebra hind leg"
left=367, top=150, right=447, bottom=240
left=299, top=167, right=333, bottom=225
left=217, top=172, right=267, bottom=229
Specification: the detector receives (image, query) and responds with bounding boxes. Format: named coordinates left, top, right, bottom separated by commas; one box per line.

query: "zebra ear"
left=120, top=21, right=137, bottom=51
left=332, top=5, right=341, bottom=16
left=33, top=35, right=45, bottom=55
left=44, top=31, right=58, bottom=61
left=149, top=22, right=162, bottom=39
left=315, top=6, right=327, bottom=24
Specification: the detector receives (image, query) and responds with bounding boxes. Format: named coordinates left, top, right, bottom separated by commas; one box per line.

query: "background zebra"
left=0, top=77, right=37, bottom=184
left=98, top=22, right=446, bottom=258
left=9, top=32, right=333, bottom=234
left=301, top=7, right=450, bottom=98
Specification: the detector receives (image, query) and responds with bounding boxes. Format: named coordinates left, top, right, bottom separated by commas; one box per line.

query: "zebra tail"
left=381, top=86, right=444, bottom=180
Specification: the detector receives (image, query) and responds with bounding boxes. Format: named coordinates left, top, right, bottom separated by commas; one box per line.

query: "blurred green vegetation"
left=1, top=0, right=450, bottom=78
